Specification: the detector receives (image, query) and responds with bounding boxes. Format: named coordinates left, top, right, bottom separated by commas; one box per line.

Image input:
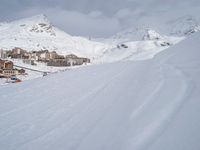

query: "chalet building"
left=0, top=59, right=25, bottom=77
left=66, top=57, right=84, bottom=66
left=55, top=54, right=65, bottom=59
left=49, top=51, right=65, bottom=60
left=49, top=51, right=58, bottom=59
left=23, top=59, right=36, bottom=65
left=13, top=47, right=24, bottom=54
left=9, top=47, right=27, bottom=59
left=23, top=52, right=32, bottom=60
left=31, top=51, right=40, bottom=60
left=4, top=61, right=13, bottom=70
left=25, top=50, right=57, bottom=62
left=47, top=54, right=90, bottom=67
left=8, top=48, right=31, bottom=59
left=10, top=48, right=32, bottom=60
left=0, top=68, right=25, bottom=77
left=47, top=59, right=70, bottom=67
left=82, top=58, right=90, bottom=63
left=0, top=59, right=13, bottom=70
left=66, top=54, right=90, bottom=65
left=66, top=54, right=79, bottom=59
left=39, top=50, right=50, bottom=61
left=0, top=48, right=91, bottom=67
left=34, top=50, right=56, bottom=62
left=1, top=69, right=18, bottom=77
left=0, top=59, right=5, bottom=68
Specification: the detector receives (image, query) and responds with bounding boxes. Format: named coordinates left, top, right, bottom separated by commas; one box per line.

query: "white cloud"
left=1, top=0, right=200, bottom=37
left=115, top=8, right=132, bottom=19
left=88, top=11, right=103, bottom=18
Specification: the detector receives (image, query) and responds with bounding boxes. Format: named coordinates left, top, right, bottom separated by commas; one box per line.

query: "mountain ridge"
left=0, top=14, right=108, bottom=58
left=0, top=14, right=199, bottom=63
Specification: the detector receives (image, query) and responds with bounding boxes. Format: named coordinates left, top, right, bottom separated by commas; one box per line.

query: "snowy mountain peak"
left=28, top=21, right=56, bottom=36
left=15, top=14, right=50, bottom=25
left=30, top=14, right=49, bottom=22
left=0, top=15, right=108, bottom=58
left=111, top=27, right=165, bottom=43
left=143, top=29, right=163, bottom=40
left=0, top=14, right=191, bottom=64
left=13, top=14, right=56, bottom=36
left=111, top=27, right=146, bottom=41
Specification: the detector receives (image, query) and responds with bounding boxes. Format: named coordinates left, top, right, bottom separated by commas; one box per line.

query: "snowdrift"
left=0, top=33, right=200, bottom=150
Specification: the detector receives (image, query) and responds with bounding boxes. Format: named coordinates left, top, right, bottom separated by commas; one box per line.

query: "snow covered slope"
left=97, top=17, right=200, bottom=63
left=0, top=14, right=199, bottom=64
left=0, top=14, right=108, bottom=57
left=96, top=29, right=184, bottom=62
left=111, top=28, right=165, bottom=42
left=2, top=14, right=200, bottom=64
left=0, top=15, right=189, bottom=63
left=0, top=32, right=200, bottom=150
left=97, top=16, right=200, bottom=63
left=169, top=16, right=200, bottom=36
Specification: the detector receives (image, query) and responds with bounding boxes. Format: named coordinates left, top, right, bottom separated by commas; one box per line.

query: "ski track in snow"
left=124, top=62, right=194, bottom=150
left=18, top=64, right=130, bottom=150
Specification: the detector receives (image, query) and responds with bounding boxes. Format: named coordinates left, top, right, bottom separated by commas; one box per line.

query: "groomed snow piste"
left=0, top=32, right=200, bottom=150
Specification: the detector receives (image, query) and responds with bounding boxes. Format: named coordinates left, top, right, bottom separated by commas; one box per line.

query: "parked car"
left=10, top=76, right=21, bottom=83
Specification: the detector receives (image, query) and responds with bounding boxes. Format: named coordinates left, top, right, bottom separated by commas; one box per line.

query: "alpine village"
left=0, top=48, right=90, bottom=83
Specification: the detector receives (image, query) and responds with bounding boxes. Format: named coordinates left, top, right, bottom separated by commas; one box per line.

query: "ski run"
left=0, top=32, right=200, bottom=150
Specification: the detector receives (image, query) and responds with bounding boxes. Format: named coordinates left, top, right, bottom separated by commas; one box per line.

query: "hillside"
left=0, top=32, right=199, bottom=150
left=0, top=14, right=108, bottom=58
left=94, top=16, right=200, bottom=62
left=2, top=15, right=199, bottom=64
left=97, top=29, right=184, bottom=62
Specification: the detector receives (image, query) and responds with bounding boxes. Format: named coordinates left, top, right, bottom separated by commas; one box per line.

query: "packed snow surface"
left=0, top=32, right=200, bottom=150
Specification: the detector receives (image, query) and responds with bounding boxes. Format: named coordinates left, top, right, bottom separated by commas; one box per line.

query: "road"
left=14, top=65, right=51, bottom=74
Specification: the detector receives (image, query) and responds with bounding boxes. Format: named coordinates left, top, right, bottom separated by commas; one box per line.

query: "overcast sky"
left=0, top=0, right=200, bottom=37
